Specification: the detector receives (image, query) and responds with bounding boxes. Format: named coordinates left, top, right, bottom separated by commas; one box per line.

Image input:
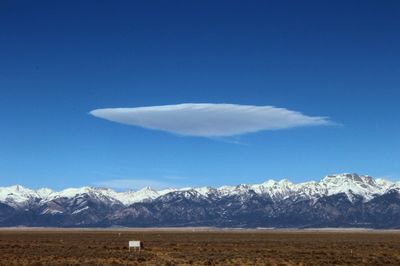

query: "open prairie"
left=0, top=229, right=399, bottom=265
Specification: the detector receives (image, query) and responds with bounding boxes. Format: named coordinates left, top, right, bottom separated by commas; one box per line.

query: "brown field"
left=0, top=228, right=400, bottom=265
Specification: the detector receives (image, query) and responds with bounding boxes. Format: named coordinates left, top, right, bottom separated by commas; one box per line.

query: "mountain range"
left=1, top=173, right=400, bottom=228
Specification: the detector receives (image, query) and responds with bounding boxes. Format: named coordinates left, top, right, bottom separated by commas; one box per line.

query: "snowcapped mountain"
left=0, top=185, right=172, bottom=208
left=1, top=173, right=400, bottom=228
left=0, top=173, right=398, bottom=208
left=1, top=173, right=392, bottom=207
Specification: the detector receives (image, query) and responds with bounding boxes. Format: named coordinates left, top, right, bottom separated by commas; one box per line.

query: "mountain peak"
left=324, top=173, right=359, bottom=179
left=319, top=173, right=384, bottom=201
left=137, top=186, right=154, bottom=192
left=278, top=179, right=292, bottom=185
left=7, top=184, right=30, bottom=192
left=322, top=173, right=374, bottom=184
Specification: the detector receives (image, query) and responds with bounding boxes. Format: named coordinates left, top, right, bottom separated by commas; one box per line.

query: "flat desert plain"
left=0, top=228, right=399, bottom=265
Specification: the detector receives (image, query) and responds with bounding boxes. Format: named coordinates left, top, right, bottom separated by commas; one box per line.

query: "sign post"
left=129, top=240, right=141, bottom=251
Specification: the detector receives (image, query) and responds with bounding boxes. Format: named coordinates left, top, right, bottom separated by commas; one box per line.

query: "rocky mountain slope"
left=1, top=173, right=400, bottom=228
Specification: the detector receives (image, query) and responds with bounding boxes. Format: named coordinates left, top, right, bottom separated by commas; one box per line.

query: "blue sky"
left=1, top=0, right=399, bottom=190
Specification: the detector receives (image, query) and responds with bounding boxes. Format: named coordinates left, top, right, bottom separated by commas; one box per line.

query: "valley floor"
left=0, top=229, right=399, bottom=265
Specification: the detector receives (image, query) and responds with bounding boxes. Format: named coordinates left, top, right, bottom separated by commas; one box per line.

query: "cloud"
left=90, top=103, right=334, bottom=137
left=95, top=179, right=175, bottom=190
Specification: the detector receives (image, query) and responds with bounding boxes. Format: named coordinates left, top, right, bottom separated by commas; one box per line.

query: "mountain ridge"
left=1, top=173, right=400, bottom=228
left=2, top=173, right=397, bottom=206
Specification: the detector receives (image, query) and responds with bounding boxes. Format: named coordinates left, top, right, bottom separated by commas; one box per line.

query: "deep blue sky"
left=1, top=0, right=399, bottom=190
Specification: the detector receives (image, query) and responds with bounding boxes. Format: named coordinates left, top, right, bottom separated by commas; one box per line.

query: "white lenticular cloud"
left=90, top=103, right=334, bottom=137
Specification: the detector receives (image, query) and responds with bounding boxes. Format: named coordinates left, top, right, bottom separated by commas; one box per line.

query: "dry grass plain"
left=0, top=228, right=399, bottom=265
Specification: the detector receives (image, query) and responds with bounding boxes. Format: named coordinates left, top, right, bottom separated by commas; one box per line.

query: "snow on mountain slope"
left=35, top=188, right=54, bottom=200
left=0, top=173, right=398, bottom=208
left=116, top=187, right=158, bottom=205
left=0, top=185, right=41, bottom=207
left=250, top=179, right=299, bottom=200
left=318, top=173, right=384, bottom=201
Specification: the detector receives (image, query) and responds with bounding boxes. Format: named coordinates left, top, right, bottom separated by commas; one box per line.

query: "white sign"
left=129, top=240, right=141, bottom=251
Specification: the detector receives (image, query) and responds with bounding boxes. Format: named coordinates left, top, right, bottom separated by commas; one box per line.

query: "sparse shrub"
left=137, top=257, right=146, bottom=262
